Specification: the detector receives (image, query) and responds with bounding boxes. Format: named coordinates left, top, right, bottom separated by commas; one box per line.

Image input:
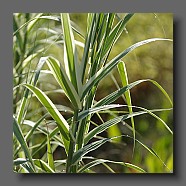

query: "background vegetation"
left=13, top=13, right=173, bottom=173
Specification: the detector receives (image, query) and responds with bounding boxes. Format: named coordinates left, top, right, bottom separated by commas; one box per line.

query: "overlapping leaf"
left=13, top=116, right=35, bottom=171
left=81, top=38, right=172, bottom=99
left=39, top=56, right=82, bottom=110
left=78, top=158, right=146, bottom=173
left=21, top=84, right=70, bottom=152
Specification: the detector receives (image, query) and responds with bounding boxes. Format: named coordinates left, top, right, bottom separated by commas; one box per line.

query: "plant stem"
left=77, top=86, right=97, bottom=150
left=66, top=109, right=78, bottom=173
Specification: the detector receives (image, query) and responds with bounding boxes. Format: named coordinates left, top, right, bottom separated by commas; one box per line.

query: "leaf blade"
left=72, top=138, right=110, bottom=165
left=84, top=106, right=173, bottom=144
left=13, top=116, right=35, bottom=171
left=22, top=84, right=70, bottom=152
left=47, top=133, right=55, bottom=171
left=118, top=61, right=136, bottom=154
left=61, top=13, right=80, bottom=92
left=78, top=157, right=146, bottom=173
left=94, top=79, right=173, bottom=108
left=33, top=159, right=55, bottom=173
left=39, top=56, right=82, bottom=110
left=82, top=38, right=172, bottom=99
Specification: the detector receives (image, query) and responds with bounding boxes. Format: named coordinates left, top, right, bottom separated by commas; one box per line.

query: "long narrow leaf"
left=22, top=120, right=63, bottom=146
left=78, top=104, right=124, bottom=121
left=39, top=56, right=82, bottom=110
left=84, top=113, right=139, bottom=145
left=80, top=14, right=96, bottom=83
left=13, top=116, right=35, bottom=171
left=81, top=38, right=172, bottom=99
left=94, top=79, right=173, bottom=107
left=13, top=15, right=84, bottom=38
left=84, top=107, right=173, bottom=144
left=118, top=135, right=172, bottom=172
left=101, top=13, right=134, bottom=60
left=33, top=159, right=55, bottom=173
left=16, top=51, right=45, bottom=125
left=72, top=138, right=110, bottom=165
left=21, top=84, right=70, bottom=152
left=20, top=162, right=35, bottom=173
left=14, top=158, right=28, bottom=166
left=118, top=61, right=136, bottom=154
left=78, top=158, right=146, bottom=173
left=47, top=133, right=55, bottom=171
left=61, top=13, right=80, bottom=93
left=14, top=114, right=48, bottom=157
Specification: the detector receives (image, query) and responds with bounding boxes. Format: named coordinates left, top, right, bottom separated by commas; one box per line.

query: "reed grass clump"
left=13, top=13, right=173, bottom=173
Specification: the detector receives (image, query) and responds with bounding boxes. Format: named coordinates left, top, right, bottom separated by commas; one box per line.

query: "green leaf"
left=101, top=13, right=134, bottom=60
left=78, top=104, right=124, bottom=121
left=84, top=106, right=173, bottom=144
left=33, top=159, right=55, bottom=173
left=78, top=157, right=146, bottom=173
left=118, top=61, right=136, bottom=153
left=39, top=56, right=82, bottom=110
left=94, top=79, right=173, bottom=107
left=20, top=121, right=65, bottom=158
left=47, top=133, right=55, bottom=171
left=16, top=51, right=45, bottom=125
left=20, top=162, right=35, bottom=173
left=148, top=79, right=173, bottom=107
left=105, top=13, right=116, bottom=38
left=80, top=14, right=96, bottom=83
left=16, top=91, right=29, bottom=125
left=14, top=158, right=28, bottom=166
left=84, top=113, right=133, bottom=145
left=24, top=52, right=42, bottom=69
left=72, top=138, right=110, bottom=165
left=123, top=135, right=172, bottom=172
left=81, top=38, right=172, bottom=99
left=138, top=106, right=173, bottom=134
left=61, top=13, right=81, bottom=93
left=22, top=118, right=63, bottom=145
left=13, top=116, right=35, bottom=171
left=95, top=80, right=145, bottom=107
left=13, top=15, right=84, bottom=38
left=14, top=114, right=48, bottom=157
left=27, top=13, right=43, bottom=33
left=22, top=84, right=70, bottom=152
left=13, top=15, right=23, bottom=53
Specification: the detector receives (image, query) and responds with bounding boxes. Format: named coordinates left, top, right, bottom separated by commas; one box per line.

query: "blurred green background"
left=14, top=13, right=173, bottom=173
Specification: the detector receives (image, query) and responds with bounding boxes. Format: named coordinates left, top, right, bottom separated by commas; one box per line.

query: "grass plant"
left=13, top=13, right=173, bottom=173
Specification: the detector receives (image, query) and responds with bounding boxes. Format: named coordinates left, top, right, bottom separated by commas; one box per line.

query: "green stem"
left=66, top=110, right=78, bottom=173
left=77, top=86, right=97, bottom=150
